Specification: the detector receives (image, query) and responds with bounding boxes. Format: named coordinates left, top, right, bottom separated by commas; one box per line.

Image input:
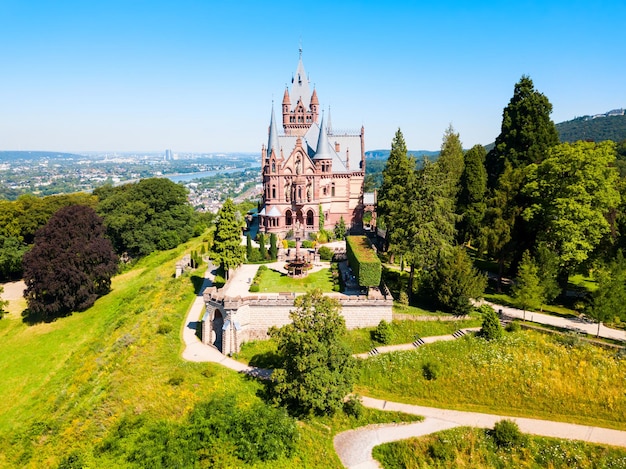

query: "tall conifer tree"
left=212, top=199, right=245, bottom=279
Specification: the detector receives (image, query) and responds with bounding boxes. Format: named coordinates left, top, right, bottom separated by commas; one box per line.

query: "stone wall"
left=202, top=288, right=392, bottom=355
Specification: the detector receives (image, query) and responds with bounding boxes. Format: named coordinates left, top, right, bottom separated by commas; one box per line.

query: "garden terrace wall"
left=202, top=287, right=392, bottom=355
left=346, top=235, right=382, bottom=287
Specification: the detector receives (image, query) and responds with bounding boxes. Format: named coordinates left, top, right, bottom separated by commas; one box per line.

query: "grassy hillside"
left=0, top=238, right=414, bottom=468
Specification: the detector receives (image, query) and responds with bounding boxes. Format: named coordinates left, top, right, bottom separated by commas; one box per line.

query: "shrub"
left=478, top=304, right=503, bottom=341
left=157, top=322, right=173, bottom=334
left=249, top=283, right=260, bottom=292
left=506, top=321, right=521, bottom=332
left=343, top=395, right=364, bottom=419
left=167, top=374, right=184, bottom=386
left=422, top=361, right=441, bottom=380
left=318, top=246, right=333, bottom=261
left=428, top=440, right=455, bottom=461
left=301, top=240, right=314, bottom=249
left=372, top=319, right=393, bottom=345
left=491, top=419, right=524, bottom=448
left=398, top=290, right=409, bottom=306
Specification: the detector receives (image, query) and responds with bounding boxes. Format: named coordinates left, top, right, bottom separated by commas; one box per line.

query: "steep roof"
left=313, top=114, right=333, bottom=160
left=267, top=105, right=280, bottom=158
left=290, top=52, right=311, bottom=109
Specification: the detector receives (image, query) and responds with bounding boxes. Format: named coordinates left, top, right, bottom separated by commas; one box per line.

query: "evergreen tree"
left=511, top=251, right=544, bottom=320
left=431, top=245, right=486, bottom=315
left=246, top=233, right=253, bottom=259
left=477, top=304, right=503, bottom=341
left=258, top=233, right=267, bottom=260
left=457, top=144, right=487, bottom=246
left=404, top=159, right=457, bottom=296
left=437, top=124, right=465, bottom=200
left=485, top=75, right=559, bottom=188
left=269, top=289, right=356, bottom=416
left=23, top=205, right=118, bottom=321
left=334, top=216, right=347, bottom=240
left=269, top=233, right=278, bottom=260
left=377, top=129, right=416, bottom=257
left=212, top=199, right=245, bottom=279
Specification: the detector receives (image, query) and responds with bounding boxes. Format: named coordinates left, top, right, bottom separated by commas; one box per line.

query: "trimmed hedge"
left=346, top=236, right=381, bottom=287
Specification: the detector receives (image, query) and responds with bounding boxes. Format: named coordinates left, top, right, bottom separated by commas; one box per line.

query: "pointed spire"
left=327, top=105, right=332, bottom=134
left=268, top=103, right=280, bottom=158
left=310, top=88, right=319, bottom=105
left=314, top=113, right=332, bottom=160
left=282, top=87, right=290, bottom=105
left=291, top=48, right=311, bottom=109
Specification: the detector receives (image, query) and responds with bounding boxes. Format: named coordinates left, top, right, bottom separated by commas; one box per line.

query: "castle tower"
left=282, top=48, right=319, bottom=136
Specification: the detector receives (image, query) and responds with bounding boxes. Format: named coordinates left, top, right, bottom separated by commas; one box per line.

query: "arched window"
left=285, top=210, right=292, bottom=226
left=306, top=209, right=314, bottom=227
left=271, top=161, right=276, bottom=173
left=272, top=185, right=276, bottom=199
left=331, top=183, right=336, bottom=197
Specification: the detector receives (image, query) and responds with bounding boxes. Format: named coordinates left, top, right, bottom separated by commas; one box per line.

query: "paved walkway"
left=180, top=267, right=626, bottom=469
left=334, top=397, right=626, bottom=469
left=483, top=300, right=626, bottom=342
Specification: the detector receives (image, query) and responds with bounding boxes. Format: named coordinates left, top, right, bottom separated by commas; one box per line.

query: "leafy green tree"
left=512, top=251, right=544, bottom=320
left=23, top=205, right=118, bottom=321
left=269, top=289, right=356, bottom=416
left=485, top=75, right=559, bottom=188
left=430, top=245, right=486, bottom=315
left=212, top=199, right=245, bottom=278
left=523, top=141, right=620, bottom=289
left=587, top=251, right=626, bottom=336
left=477, top=304, right=503, bottom=340
left=0, top=235, right=29, bottom=280
left=535, top=242, right=561, bottom=305
left=457, top=144, right=487, bottom=246
left=95, top=178, right=195, bottom=257
left=269, top=233, right=278, bottom=260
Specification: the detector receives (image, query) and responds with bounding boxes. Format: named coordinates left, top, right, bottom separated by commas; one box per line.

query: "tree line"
left=0, top=178, right=213, bottom=321
left=377, top=75, right=626, bottom=326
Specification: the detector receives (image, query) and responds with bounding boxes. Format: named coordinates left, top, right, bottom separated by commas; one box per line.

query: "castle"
left=258, top=50, right=367, bottom=237
left=201, top=52, right=390, bottom=355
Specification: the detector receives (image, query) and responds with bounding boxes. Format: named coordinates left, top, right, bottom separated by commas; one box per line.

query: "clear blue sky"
left=1, top=0, right=624, bottom=153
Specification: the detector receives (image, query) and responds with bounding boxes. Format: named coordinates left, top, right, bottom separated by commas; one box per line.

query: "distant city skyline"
left=1, top=1, right=624, bottom=153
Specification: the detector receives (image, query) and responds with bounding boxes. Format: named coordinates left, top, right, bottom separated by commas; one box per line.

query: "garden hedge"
left=346, top=236, right=381, bottom=287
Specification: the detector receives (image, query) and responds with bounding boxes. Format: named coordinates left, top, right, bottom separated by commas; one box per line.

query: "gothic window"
left=298, top=187, right=302, bottom=201
left=306, top=209, right=314, bottom=227
left=271, top=161, right=276, bottom=173
left=285, top=210, right=293, bottom=226
left=272, top=185, right=276, bottom=199
left=331, top=183, right=335, bottom=197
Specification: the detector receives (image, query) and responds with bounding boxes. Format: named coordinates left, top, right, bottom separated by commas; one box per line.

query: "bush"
left=372, top=320, right=393, bottom=345
left=249, top=283, right=260, bottom=292
left=478, top=304, right=503, bottom=341
left=301, top=240, right=314, bottom=249
left=506, top=321, right=521, bottom=332
left=491, top=419, right=524, bottom=449
left=157, top=322, right=173, bottom=334
left=398, top=290, right=409, bottom=306
left=428, top=440, right=455, bottom=461
left=318, top=246, right=333, bottom=261
left=422, top=361, right=441, bottom=380
left=343, top=395, right=364, bottom=419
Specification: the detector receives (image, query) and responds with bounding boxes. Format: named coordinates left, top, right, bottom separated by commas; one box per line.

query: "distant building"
left=165, top=149, right=173, bottom=161
left=259, top=50, right=367, bottom=237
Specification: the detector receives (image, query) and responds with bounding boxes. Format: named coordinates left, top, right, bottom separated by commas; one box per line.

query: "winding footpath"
left=180, top=266, right=626, bottom=469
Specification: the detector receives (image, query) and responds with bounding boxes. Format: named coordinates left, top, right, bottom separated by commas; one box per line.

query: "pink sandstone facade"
left=259, top=51, right=366, bottom=237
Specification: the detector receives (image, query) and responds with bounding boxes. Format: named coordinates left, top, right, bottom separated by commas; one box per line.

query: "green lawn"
left=0, top=238, right=415, bottom=469
left=373, top=426, right=626, bottom=468
left=253, top=267, right=334, bottom=293
left=357, top=329, right=626, bottom=430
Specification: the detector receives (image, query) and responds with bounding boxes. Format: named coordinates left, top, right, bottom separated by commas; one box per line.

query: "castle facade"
left=259, top=52, right=366, bottom=237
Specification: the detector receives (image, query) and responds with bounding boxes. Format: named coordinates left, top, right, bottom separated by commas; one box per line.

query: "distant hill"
left=0, top=151, right=86, bottom=161
left=557, top=111, right=626, bottom=143
left=366, top=149, right=439, bottom=160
